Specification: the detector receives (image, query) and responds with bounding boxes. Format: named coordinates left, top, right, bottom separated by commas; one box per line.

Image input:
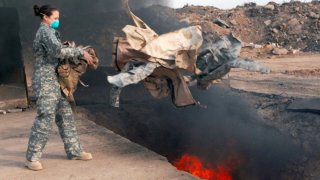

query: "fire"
left=173, top=154, right=233, bottom=180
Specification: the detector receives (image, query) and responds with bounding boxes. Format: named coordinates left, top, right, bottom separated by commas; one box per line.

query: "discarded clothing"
left=122, top=25, right=202, bottom=73
left=109, top=34, right=198, bottom=107
left=122, top=1, right=203, bottom=73
left=143, top=67, right=196, bottom=107
left=108, top=6, right=201, bottom=107
left=107, top=61, right=160, bottom=88
left=108, top=66, right=197, bottom=108
left=108, top=60, right=159, bottom=107
left=57, top=41, right=99, bottom=106
left=108, top=2, right=270, bottom=108
left=195, top=33, right=270, bottom=89
left=108, top=60, right=196, bottom=108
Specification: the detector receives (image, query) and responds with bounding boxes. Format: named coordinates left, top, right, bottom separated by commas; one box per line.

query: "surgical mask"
left=50, top=20, right=60, bottom=29
left=40, top=13, right=60, bottom=29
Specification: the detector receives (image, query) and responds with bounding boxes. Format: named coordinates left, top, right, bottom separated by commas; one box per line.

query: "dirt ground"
left=229, top=54, right=320, bottom=98
left=176, top=1, right=320, bottom=53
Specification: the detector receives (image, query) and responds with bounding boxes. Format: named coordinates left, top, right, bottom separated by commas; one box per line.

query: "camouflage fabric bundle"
left=56, top=41, right=99, bottom=106
left=107, top=1, right=270, bottom=108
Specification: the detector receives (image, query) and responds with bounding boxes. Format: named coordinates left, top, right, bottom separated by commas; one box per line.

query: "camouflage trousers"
left=26, top=95, right=82, bottom=161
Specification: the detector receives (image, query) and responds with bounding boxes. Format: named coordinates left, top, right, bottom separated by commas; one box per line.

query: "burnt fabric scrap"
left=108, top=2, right=270, bottom=108
left=57, top=41, right=99, bottom=107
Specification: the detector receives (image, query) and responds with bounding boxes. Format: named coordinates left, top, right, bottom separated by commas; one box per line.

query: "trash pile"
left=176, top=1, right=320, bottom=57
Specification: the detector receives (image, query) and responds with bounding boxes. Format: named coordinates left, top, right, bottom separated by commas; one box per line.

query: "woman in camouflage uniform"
left=25, top=4, right=94, bottom=171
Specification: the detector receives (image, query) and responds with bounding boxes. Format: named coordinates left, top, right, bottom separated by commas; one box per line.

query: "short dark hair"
left=33, top=5, right=58, bottom=19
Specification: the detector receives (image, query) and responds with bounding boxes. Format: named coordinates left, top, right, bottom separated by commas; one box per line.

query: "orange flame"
left=174, top=154, right=232, bottom=180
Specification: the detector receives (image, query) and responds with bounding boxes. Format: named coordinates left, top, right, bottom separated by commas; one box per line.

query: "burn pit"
left=76, top=80, right=307, bottom=180
left=173, top=153, right=242, bottom=180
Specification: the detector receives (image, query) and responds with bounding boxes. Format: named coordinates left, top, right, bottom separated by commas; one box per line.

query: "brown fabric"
left=57, top=42, right=99, bottom=105
left=112, top=37, right=150, bottom=71
left=109, top=4, right=200, bottom=107
left=176, top=50, right=201, bottom=74
left=112, top=37, right=196, bottom=107
left=122, top=25, right=202, bottom=74
left=120, top=4, right=203, bottom=74
left=143, top=67, right=196, bottom=107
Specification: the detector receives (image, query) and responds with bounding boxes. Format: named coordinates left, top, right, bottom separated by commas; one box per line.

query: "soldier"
left=25, top=4, right=95, bottom=171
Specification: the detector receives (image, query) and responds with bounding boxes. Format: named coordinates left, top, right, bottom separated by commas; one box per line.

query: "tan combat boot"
left=25, top=160, right=43, bottom=171
left=72, top=152, right=93, bottom=161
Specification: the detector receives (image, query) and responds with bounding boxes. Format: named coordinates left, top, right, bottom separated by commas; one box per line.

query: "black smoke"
left=0, top=0, right=175, bottom=66
left=81, top=83, right=303, bottom=180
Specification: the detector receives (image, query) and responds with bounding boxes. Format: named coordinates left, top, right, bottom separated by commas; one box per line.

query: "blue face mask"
left=50, top=20, right=60, bottom=29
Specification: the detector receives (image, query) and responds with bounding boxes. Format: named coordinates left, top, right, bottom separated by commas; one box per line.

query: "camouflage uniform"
left=26, top=22, right=84, bottom=161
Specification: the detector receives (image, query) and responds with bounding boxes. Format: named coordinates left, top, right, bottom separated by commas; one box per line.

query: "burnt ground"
left=236, top=91, right=320, bottom=179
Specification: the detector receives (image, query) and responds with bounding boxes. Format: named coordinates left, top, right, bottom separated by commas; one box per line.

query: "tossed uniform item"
left=108, top=4, right=201, bottom=108
left=108, top=1, right=270, bottom=108
left=194, top=33, right=270, bottom=90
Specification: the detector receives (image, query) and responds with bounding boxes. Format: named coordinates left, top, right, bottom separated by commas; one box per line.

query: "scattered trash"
left=0, top=110, right=6, bottom=115
left=264, top=4, right=275, bottom=11
left=213, top=18, right=230, bottom=28
left=176, top=1, right=320, bottom=52
left=7, top=108, right=23, bottom=113
left=272, top=48, right=289, bottom=55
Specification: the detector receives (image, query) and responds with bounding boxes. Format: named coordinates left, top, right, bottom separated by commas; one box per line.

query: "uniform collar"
left=40, top=22, right=49, bottom=28
left=40, top=22, right=56, bottom=32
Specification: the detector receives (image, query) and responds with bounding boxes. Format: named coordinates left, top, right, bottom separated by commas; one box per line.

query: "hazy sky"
left=170, top=0, right=312, bottom=9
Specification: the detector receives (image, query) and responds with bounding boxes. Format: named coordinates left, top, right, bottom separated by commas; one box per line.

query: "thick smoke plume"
left=103, top=85, right=303, bottom=179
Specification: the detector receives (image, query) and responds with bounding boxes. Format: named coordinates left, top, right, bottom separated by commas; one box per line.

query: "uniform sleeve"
left=41, top=29, right=84, bottom=59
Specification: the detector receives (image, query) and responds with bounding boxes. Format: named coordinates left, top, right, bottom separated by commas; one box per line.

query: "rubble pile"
left=176, top=1, right=320, bottom=57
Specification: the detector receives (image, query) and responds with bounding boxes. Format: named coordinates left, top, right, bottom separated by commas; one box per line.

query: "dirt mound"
left=175, top=1, right=320, bottom=57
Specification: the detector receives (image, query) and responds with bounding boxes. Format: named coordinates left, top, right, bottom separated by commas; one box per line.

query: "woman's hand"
left=83, top=51, right=94, bottom=65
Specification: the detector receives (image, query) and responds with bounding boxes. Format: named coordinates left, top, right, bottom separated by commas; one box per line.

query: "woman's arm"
left=41, top=29, right=84, bottom=59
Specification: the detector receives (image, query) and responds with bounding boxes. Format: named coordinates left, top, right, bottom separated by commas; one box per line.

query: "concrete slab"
left=0, top=110, right=196, bottom=180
